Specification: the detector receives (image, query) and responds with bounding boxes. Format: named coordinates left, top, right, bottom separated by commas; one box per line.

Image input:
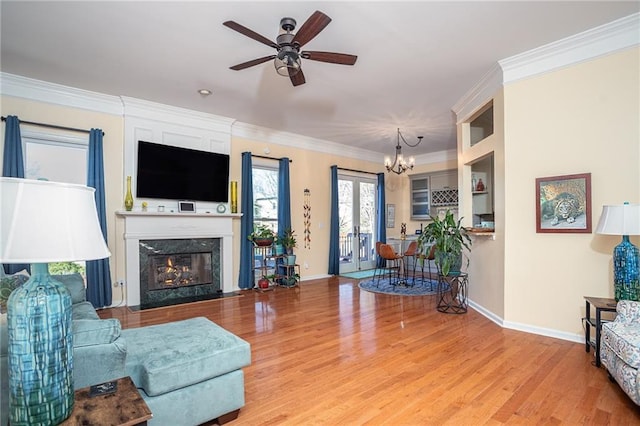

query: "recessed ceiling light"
left=197, top=89, right=212, bottom=96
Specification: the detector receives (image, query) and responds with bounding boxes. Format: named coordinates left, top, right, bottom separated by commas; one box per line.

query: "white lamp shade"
left=1, top=177, right=111, bottom=263
left=595, top=203, right=640, bottom=235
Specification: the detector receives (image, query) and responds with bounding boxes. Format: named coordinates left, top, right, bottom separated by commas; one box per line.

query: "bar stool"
left=378, top=243, right=402, bottom=286
left=402, top=241, right=418, bottom=286
left=416, top=245, right=436, bottom=290
left=373, top=241, right=384, bottom=284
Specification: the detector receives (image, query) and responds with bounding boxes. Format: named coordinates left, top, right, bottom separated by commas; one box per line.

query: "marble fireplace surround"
left=117, top=211, right=236, bottom=306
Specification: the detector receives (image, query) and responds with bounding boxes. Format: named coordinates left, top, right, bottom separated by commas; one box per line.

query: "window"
left=23, top=131, right=88, bottom=184
left=22, top=130, right=89, bottom=275
left=252, top=166, right=279, bottom=234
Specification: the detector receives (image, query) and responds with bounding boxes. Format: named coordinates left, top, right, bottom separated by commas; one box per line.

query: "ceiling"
left=1, top=1, right=638, bottom=157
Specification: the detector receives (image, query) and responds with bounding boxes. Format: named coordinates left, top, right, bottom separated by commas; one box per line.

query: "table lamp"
left=0, top=177, right=111, bottom=424
left=595, top=202, right=640, bottom=301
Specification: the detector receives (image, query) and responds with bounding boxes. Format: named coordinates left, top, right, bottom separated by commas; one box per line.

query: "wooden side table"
left=60, top=376, right=152, bottom=426
left=583, top=296, right=617, bottom=367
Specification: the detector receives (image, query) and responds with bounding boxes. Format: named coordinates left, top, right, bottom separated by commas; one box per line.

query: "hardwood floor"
left=99, top=277, right=640, bottom=425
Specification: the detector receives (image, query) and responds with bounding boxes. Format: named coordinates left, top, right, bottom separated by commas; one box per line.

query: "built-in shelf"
left=466, top=229, right=496, bottom=240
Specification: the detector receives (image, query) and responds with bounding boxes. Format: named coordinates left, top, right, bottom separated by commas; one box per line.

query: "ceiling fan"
left=223, top=10, right=358, bottom=87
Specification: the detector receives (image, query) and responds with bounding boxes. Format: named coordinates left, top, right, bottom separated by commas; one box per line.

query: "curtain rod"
left=1, top=116, right=104, bottom=136
left=251, top=154, right=292, bottom=163
left=337, top=167, right=379, bottom=176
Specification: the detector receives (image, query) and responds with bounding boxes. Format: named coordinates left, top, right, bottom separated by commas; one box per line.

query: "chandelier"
left=384, top=128, right=423, bottom=175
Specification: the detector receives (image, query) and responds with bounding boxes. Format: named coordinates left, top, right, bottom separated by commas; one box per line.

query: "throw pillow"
left=0, top=271, right=30, bottom=313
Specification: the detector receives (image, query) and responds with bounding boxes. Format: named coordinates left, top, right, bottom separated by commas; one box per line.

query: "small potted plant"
left=417, top=210, right=472, bottom=277
left=280, top=228, right=297, bottom=265
left=281, top=272, right=300, bottom=288
left=248, top=224, right=275, bottom=247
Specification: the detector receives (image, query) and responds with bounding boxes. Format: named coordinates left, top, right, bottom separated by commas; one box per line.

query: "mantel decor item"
left=0, top=178, right=111, bottom=425
left=596, top=202, right=640, bottom=301
left=230, top=181, right=238, bottom=213
left=535, top=173, right=592, bottom=233
left=124, top=175, right=134, bottom=211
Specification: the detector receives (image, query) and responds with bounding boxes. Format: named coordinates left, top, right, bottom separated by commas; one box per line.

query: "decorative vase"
left=230, top=181, right=238, bottom=213
left=7, top=263, right=74, bottom=425
left=124, top=176, right=134, bottom=211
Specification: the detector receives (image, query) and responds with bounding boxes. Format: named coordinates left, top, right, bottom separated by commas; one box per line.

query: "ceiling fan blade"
left=223, top=21, right=278, bottom=48
left=292, top=10, right=331, bottom=48
left=302, top=51, right=358, bottom=66
left=289, top=69, right=306, bottom=87
left=230, top=55, right=276, bottom=71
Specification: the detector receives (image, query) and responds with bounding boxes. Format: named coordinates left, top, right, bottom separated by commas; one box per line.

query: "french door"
left=338, top=174, right=377, bottom=274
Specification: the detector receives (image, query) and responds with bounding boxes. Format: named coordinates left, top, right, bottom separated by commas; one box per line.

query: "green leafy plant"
left=417, top=210, right=472, bottom=276
left=281, top=273, right=300, bottom=287
left=278, top=228, right=297, bottom=254
left=248, top=224, right=275, bottom=246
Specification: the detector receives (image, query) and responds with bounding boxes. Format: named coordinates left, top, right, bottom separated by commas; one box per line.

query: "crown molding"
left=121, top=96, right=235, bottom=133
left=231, top=121, right=382, bottom=163
left=414, top=149, right=458, bottom=166
left=451, top=64, right=503, bottom=124
left=500, top=12, right=640, bottom=84
left=452, top=13, right=640, bottom=123
left=0, top=72, right=123, bottom=115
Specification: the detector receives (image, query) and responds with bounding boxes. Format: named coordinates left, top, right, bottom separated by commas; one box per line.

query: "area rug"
left=358, top=277, right=443, bottom=296
left=340, top=269, right=378, bottom=280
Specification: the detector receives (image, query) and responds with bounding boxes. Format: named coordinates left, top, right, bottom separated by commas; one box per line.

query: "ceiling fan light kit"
left=223, top=10, right=357, bottom=86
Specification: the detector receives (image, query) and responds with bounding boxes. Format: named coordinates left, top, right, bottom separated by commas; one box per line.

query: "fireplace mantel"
left=116, top=211, right=240, bottom=306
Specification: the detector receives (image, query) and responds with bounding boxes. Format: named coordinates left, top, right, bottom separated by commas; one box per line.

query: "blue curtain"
left=328, top=165, right=340, bottom=275
left=238, top=152, right=254, bottom=289
left=2, top=115, right=30, bottom=274
left=277, top=157, right=291, bottom=237
left=86, top=129, right=112, bottom=308
left=376, top=173, right=387, bottom=268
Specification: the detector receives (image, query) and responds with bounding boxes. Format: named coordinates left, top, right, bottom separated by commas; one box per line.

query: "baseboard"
left=468, top=299, right=583, bottom=344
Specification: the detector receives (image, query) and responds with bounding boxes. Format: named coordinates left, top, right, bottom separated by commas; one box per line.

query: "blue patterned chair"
left=601, top=300, right=640, bottom=404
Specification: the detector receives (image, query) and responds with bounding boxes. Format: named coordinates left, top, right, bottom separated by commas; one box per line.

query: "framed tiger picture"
left=536, top=173, right=592, bottom=233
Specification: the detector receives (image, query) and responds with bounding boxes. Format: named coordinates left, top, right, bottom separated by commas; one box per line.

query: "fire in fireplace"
left=149, top=253, right=213, bottom=290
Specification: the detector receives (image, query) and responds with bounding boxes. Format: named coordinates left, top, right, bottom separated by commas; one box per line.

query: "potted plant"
left=281, top=272, right=300, bottom=287
left=280, top=228, right=297, bottom=265
left=417, top=210, right=471, bottom=277
left=248, top=224, right=275, bottom=247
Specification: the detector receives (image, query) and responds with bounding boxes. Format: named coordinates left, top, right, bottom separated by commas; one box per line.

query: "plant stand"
left=437, top=272, right=468, bottom=314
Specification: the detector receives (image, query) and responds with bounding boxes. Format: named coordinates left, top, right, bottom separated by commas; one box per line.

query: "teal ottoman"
left=121, top=317, right=251, bottom=425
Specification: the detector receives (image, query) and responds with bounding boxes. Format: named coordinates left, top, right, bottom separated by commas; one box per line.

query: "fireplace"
left=139, top=238, right=221, bottom=308
left=118, top=211, right=236, bottom=307
left=149, top=252, right=213, bottom=289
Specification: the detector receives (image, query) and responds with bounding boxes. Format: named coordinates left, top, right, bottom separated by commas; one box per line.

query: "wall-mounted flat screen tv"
left=136, top=141, right=229, bottom=202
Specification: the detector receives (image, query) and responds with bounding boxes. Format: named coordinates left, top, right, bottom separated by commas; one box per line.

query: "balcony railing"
left=339, top=232, right=374, bottom=263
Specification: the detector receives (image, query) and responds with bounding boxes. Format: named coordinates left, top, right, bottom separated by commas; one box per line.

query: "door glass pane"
left=359, top=182, right=375, bottom=262
left=338, top=179, right=353, bottom=264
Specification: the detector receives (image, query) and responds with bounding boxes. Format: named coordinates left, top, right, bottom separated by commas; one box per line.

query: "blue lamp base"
left=613, top=236, right=640, bottom=301
left=7, top=263, right=74, bottom=425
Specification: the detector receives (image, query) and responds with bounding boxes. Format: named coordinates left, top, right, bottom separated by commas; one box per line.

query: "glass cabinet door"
left=411, top=177, right=430, bottom=220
